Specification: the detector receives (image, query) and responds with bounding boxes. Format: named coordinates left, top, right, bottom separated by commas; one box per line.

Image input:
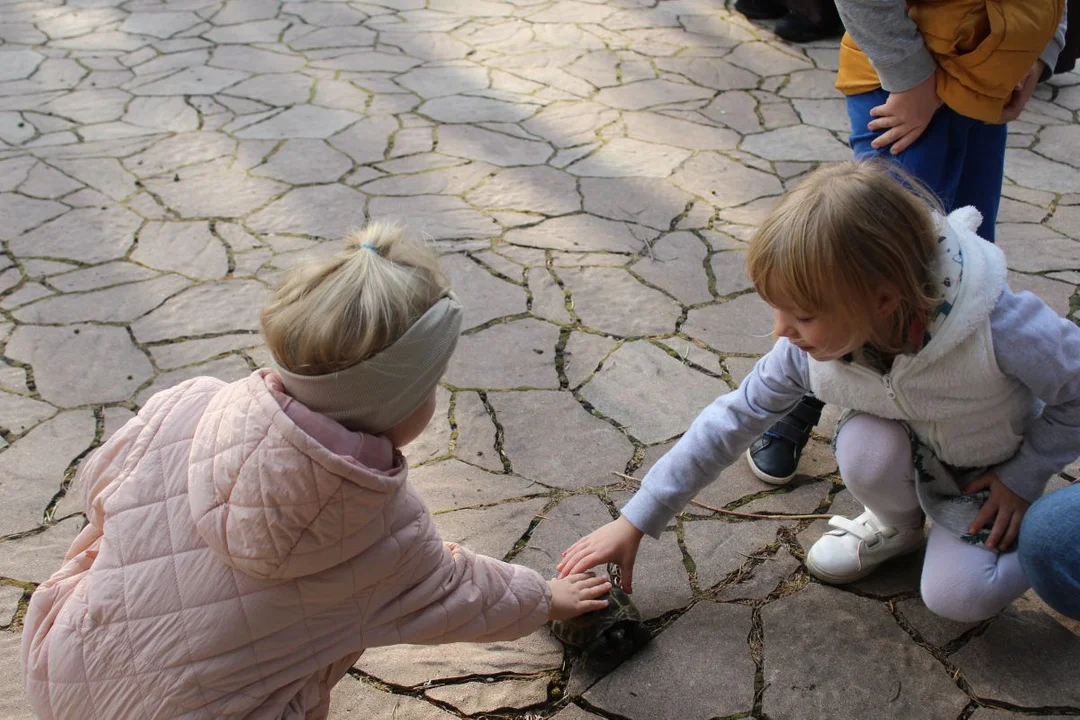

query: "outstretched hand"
left=964, top=471, right=1030, bottom=551
left=557, top=516, right=644, bottom=593
left=547, top=573, right=612, bottom=622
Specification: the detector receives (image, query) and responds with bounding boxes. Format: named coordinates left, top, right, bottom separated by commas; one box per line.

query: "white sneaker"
left=806, top=510, right=924, bottom=584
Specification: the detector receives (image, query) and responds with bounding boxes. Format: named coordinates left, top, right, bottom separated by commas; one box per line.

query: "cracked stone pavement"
left=0, top=0, right=1079, bottom=718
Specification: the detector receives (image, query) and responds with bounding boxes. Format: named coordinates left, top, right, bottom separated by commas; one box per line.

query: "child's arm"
left=987, top=289, right=1080, bottom=502
left=835, top=0, right=935, bottom=94
left=560, top=339, right=810, bottom=589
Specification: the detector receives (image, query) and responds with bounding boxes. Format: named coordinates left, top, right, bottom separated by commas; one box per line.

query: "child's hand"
left=547, top=573, right=612, bottom=622
left=867, top=73, right=942, bottom=155
left=964, top=471, right=1030, bottom=551
left=999, top=61, right=1046, bottom=123
left=557, top=516, right=644, bottom=593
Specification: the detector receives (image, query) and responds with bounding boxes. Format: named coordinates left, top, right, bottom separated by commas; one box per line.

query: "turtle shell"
left=550, top=565, right=651, bottom=660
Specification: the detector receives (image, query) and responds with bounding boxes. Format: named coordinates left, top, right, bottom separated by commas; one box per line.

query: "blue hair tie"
left=362, top=243, right=378, bottom=252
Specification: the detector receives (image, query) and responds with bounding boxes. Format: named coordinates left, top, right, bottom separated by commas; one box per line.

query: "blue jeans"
left=847, top=89, right=1008, bottom=242
left=1018, top=481, right=1080, bottom=620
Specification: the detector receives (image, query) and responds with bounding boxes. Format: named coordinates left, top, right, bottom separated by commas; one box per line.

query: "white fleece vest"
left=809, top=207, right=1039, bottom=468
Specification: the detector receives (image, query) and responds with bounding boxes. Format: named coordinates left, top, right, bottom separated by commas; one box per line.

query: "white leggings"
left=835, top=414, right=1029, bottom=623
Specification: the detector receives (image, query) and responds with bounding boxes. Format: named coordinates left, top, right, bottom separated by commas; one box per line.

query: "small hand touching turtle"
left=550, top=564, right=651, bottom=661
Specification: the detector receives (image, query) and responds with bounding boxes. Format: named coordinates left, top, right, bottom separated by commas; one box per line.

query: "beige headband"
left=275, top=293, right=462, bottom=435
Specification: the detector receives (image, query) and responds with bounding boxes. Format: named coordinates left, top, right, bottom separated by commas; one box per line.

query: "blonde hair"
left=262, top=223, right=450, bottom=375
left=745, top=160, right=942, bottom=355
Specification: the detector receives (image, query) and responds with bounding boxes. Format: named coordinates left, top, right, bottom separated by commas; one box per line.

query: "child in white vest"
left=558, top=161, right=1080, bottom=622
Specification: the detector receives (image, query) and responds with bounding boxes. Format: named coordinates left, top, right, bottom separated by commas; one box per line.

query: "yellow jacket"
left=836, top=0, right=1065, bottom=122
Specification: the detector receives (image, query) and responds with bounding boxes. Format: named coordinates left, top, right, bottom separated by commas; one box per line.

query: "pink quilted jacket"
left=21, top=371, right=551, bottom=719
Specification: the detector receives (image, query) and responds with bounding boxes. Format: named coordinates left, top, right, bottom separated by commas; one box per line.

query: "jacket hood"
left=188, top=370, right=408, bottom=580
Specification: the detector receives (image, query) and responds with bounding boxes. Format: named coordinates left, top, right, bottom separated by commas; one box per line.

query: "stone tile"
left=728, top=42, right=812, bottom=75
left=0, top=194, right=68, bottom=238
left=633, top=231, right=712, bottom=304
left=433, top=497, right=548, bottom=562
left=249, top=139, right=352, bottom=185
left=18, top=164, right=82, bottom=199
left=0, top=516, right=82, bottom=584
left=683, top=518, right=789, bottom=589
left=0, top=634, right=35, bottom=718
left=0, top=393, right=56, bottom=436
left=951, top=605, right=1080, bottom=706
left=522, top=102, right=620, bottom=149
left=466, top=166, right=580, bottom=216
left=410, top=460, right=538, bottom=512
left=149, top=334, right=261, bottom=370
left=515, top=493, right=615, bottom=577
left=716, top=546, right=801, bottom=601
left=135, top=355, right=253, bottom=407
left=398, top=65, right=490, bottom=99
left=550, top=706, right=604, bottom=720
left=0, top=586, right=22, bottom=626
left=425, top=678, right=550, bottom=715
left=491, top=390, right=633, bottom=489
left=132, top=221, right=228, bottom=280
left=0, top=410, right=96, bottom=536
left=709, top=248, right=753, bottom=296
left=369, top=195, right=500, bottom=241
left=7, top=325, right=153, bottom=407
left=124, top=131, right=236, bottom=177
left=656, top=56, right=759, bottom=92
left=528, top=267, right=572, bottom=324
left=586, top=602, right=755, bottom=719
left=235, top=105, right=359, bottom=139
left=996, top=224, right=1080, bottom=272
left=622, top=110, right=740, bottom=152
left=445, top=319, right=560, bottom=389
left=560, top=268, right=681, bottom=337
left=582, top=177, right=694, bottom=232
left=289, top=25, right=376, bottom=48
left=508, top=216, right=647, bottom=254
left=360, top=162, right=495, bottom=196
left=131, top=280, right=269, bottom=343
left=0, top=50, right=44, bottom=83
left=451, top=391, right=504, bottom=472
left=563, top=332, right=617, bottom=388
left=203, top=19, right=288, bottom=44
left=671, top=152, right=783, bottom=208
left=52, top=157, right=138, bottom=201
left=595, top=79, right=714, bottom=110
left=409, top=385, right=452, bottom=465
left=683, top=294, right=776, bottom=354
left=357, top=630, right=564, bottom=687
left=659, top=338, right=723, bottom=373
left=743, top=126, right=851, bottom=161
left=130, top=65, right=250, bottom=95
left=144, top=159, right=288, bottom=219
left=568, top=138, right=691, bottom=178
left=792, top=98, right=850, bottom=132
left=14, top=275, right=191, bottom=325
left=2, top=283, right=53, bottom=310
left=762, top=584, right=970, bottom=719
left=225, top=73, right=314, bottom=107
left=969, top=712, right=1074, bottom=720
left=582, top=341, right=728, bottom=444
left=895, top=597, right=978, bottom=648
left=742, top=477, right=833, bottom=515
left=329, top=678, right=456, bottom=719
left=1004, top=148, right=1080, bottom=193
left=418, top=95, right=536, bottom=124
left=438, top=124, right=551, bottom=166
left=247, top=185, right=367, bottom=239
left=209, top=45, right=306, bottom=73
left=11, top=208, right=137, bottom=264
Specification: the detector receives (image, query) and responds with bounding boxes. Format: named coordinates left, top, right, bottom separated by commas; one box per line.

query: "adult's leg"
left=920, top=524, right=1029, bottom=622
left=1018, top=482, right=1080, bottom=620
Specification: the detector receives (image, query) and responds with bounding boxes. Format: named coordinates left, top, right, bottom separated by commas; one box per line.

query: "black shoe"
left=746, top=395, right=825, bottom=485
left=734, top=0, right=787, bottom=20
left=774, top=11, right=843, bottom=43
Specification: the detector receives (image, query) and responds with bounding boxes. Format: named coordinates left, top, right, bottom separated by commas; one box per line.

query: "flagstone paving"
left=1, top=0, right=1079, bottom=718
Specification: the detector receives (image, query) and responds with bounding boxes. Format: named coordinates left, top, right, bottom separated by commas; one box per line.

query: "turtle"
left=550, top=564, right=652, bottom=661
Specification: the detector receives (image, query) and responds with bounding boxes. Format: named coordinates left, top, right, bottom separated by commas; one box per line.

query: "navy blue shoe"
left=746, top=396, right=825, bottom=485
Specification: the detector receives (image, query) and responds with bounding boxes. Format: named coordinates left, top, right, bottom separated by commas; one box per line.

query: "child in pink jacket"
left=21, top=224, right=611, bottom=719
